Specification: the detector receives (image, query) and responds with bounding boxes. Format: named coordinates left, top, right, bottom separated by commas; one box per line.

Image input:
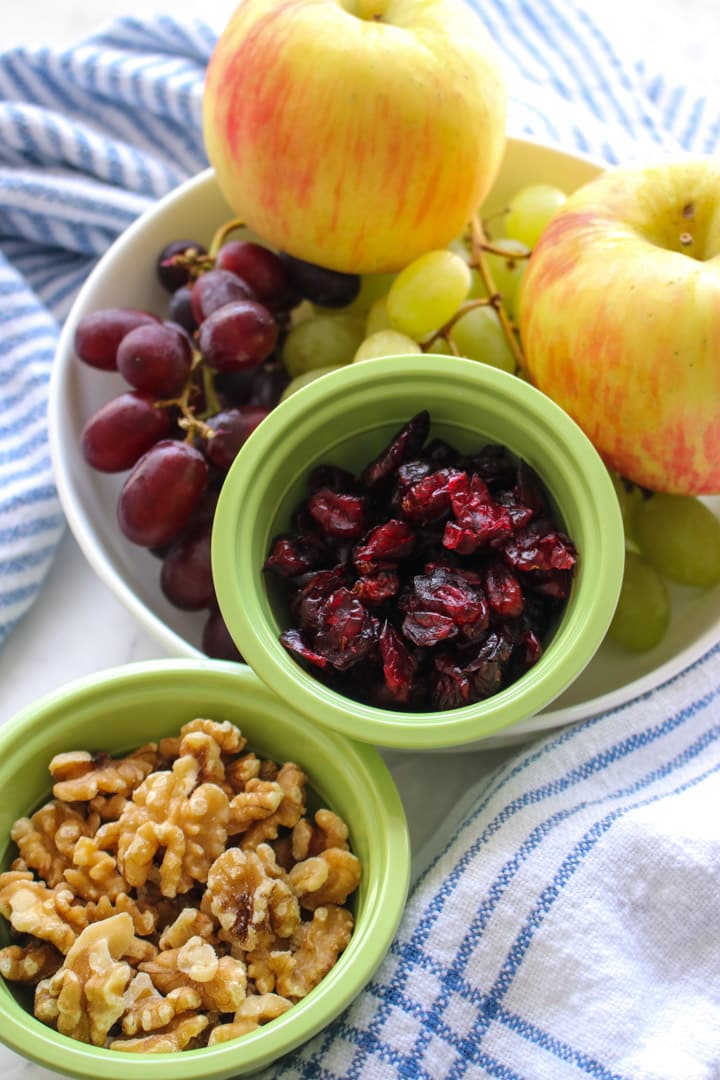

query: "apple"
left=203, top=0, right=507, bottom=274
left=518, top=158, right=720, bottom=495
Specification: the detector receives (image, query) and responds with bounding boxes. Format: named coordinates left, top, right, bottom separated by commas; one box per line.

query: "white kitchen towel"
left=1, top=6, right=720, bottom=1079
left=260, top=640, right=720, bottom=1079
left=0, top=2, right=718, bottom=645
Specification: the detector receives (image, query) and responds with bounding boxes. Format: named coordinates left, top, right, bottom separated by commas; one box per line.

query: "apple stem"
left=469, top=213, right=527, bottom=373
left=355, top=0, right=391, bottom=19
left=209, top=216, right=247, bottom=258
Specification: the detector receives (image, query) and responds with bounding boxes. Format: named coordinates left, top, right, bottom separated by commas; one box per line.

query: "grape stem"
left=155, top=351, right=217, bottom=442
left=200, top=364, right=222, bottom=419
left=468, top=213, right=527, bottom=372
left=209, top=217, right=247, bottom=258
left=480, top=240, right=531, bottom=261
left=421, top=297, right=494, bottom=354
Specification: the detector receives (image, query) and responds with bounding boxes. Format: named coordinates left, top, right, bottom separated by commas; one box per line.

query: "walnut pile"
left=0, top=718, right=361, bottom=1052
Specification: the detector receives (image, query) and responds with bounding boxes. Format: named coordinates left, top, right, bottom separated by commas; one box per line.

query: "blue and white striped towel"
left=1, top=6, right=720, bottom=1079
left=260, top=641, right=720, bottom=1080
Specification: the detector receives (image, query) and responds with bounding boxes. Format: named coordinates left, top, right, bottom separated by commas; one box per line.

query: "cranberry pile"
left=264, top=411, right=578, bottom=712
left=74, top=235, right=361, bottom=660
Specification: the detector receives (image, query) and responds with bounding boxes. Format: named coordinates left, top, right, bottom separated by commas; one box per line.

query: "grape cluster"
left=278, top=182, right=562, bottom=388
left=76, top=235, right=366, bottom=659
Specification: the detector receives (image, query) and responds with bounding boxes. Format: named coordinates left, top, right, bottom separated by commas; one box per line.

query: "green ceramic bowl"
left=212, top=355, right=625, bottom=750
left=0, top=660, right=410, bottom=1079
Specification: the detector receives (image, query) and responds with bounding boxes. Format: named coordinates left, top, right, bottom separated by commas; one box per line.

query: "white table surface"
left=2, top=1, right=719, bottom=1076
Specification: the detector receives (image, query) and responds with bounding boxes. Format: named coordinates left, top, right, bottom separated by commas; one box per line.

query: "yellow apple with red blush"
left=203, top=0, right=507, bottom=274
left=518, top=158, right=720, bottom=495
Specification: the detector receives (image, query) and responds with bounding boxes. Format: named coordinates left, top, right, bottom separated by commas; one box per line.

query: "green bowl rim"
left=0, top=659, right=411, bottom=1080
left=212, top=355, right=625, bottom=749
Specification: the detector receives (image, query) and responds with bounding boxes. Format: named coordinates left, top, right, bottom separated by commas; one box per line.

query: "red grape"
left=202, top=606, right=244, bottom=662
left=279, top=253, right=360, bottom=308
left=197, top=300, right=278, bottom=372
left=118, top=440, right=208, bottom=548
left=160, top=520, right=214, bottom=610
left=168, top=286, right=198, bottom=333
left=81, top=391, right=172, bottom=472
left=156, top=239, right=207, bottom=292
left=247, top=361, right=291, bottom=408
left=215, top=241, right=290, bottom=305
left=190, top=268, right=253, bottom=324
left=74, top=308, right=159, bottom=371
left=204, top=406, right=270, bottom=471
left=116, top=322, right=193, bottom=397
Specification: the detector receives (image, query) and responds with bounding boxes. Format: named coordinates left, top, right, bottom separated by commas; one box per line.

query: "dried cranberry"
left=519, top=628, right=543, bottom=666
left=280, top=628, right=330, bottom=669
left=431, top=654, right=473, bottom=710
left=401, top=467, right=467, bottom=523
left=515, top=460, right=547, bottom=513
left=308, top=488, right=367, bottom=539
left=462, top=444, right=517, bottom=488
left=422, top=438, right=459, bottom=468
left=264, top=534, right=325, bottom=577
left=391, top=459, right=432, bottom=511
left=503, top=524, right=576, bottom=573
left=484, top=562, right=524, bottom=619
left=353, top=519, right=416, bottom=575
left=402, top=610, right=458, bottom=648
left=379, top=621, right=415, bottom=703
left=308, top=464, right=360, bottom=493
left=444, top=481, right=513, bottom=554
left=291, top=566, right=348, bottom=630
left=526, top=568, right=574, bottom=600
left=352, top=569, right=400, bottom=606
left=410, top=567, right=488, bottom=638
left=313, top=589, right=378, bottom=670
left=362, top=410, right=430, bottom=488
left=496, top=489, right=536, bottom=529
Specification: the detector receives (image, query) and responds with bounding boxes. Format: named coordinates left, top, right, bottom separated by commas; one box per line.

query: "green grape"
left=467, top=268, right=486, bottom=300
left=607, top=552, right=670, bottom=652
left=387, top=250, right=471, bottom=339
left=365, top=296, right=391, bottom=336
left=609, top=472, right=644, bottom=552
left=280, top=365, right=343, bottom=401
left=632, top=493, right=720, bottom=587
left=505, top=184, right=567, bottom=247
left=450, top=305, right=516, bottom=373
left=446, top=236, right=470, bottom=259
left=484, top=238, right=530, bottom=319
left=353, top=330, right=421, bottom=363
left=337, top=272, right=396, bottom=316
left=426, top=336, right=453, bottom=355
left=282, top=312, right=365, bottom=377
left=466, top=239, right=530, bottom=319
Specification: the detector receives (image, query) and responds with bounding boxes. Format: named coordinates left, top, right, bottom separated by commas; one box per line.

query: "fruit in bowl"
left=53, top=140, right=720, bottom=739
left=202, top=0, right=508, bottom=273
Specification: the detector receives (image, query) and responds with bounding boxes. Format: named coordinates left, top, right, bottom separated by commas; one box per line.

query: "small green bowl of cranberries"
left=211, top=353, right=625, bottom=750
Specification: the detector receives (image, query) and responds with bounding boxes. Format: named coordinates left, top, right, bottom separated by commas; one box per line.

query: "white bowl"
left=48, top=137, right=720, bottom=740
